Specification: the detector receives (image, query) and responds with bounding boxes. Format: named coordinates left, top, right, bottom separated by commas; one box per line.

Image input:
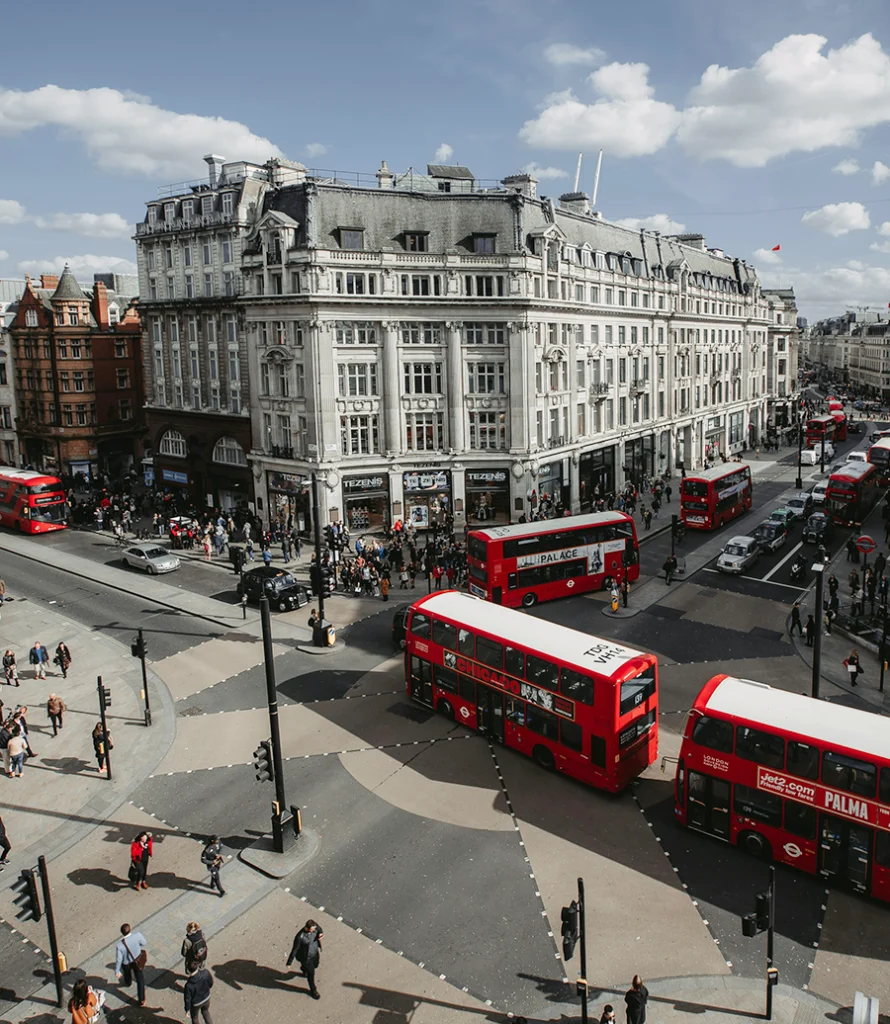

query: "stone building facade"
left=763, top=288, right=800, bottom=428
left=137, top=157, right=785, bottom=532
left=8, top=269, right=143, bottom=481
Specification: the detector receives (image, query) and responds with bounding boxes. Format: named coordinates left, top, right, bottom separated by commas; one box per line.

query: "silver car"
left=716, top=535, right=760, bottom=574
left=121, top=542, right=180, bottom=574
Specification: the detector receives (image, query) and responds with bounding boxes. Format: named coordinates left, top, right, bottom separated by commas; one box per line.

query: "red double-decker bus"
left=675, top=675, right=890, bottom=901
left=0, top=468, right=67, bottom=533
left=405, top=591, right=658, bottom=791
left=831, top=411, right=848, bottom=441
left=826, top=461, right=880, bottom=526
left=467, top=512, right=640, bottom=608
left=806, top=414, right=836, bottom=448
left=679, top=463, right=752, bottom=530
left=868, top=437, right=890, bottom=486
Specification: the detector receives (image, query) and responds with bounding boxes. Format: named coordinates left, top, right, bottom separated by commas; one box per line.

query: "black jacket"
left=288, top=928, right=323, bottom=969
left=625, top=985, right=649, bottom=1024
left=183, top=968, right=213, bottom=1011
left=182, top=929, right=208, bottom=970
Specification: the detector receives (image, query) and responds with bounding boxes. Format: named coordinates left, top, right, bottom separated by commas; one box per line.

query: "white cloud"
left=521, top=162, right=569, bottom=180
left=18, top=254, right=137, bottom=278
left=434, top=143, right=453, bottom=163
left=0, top=250, right=8, bottom=261
left=305, top=142, right=327, bottom=159
left=519, top=61, right=681, bottom=157
left=33, top=212, right=131, bottom=238
left=753, top=247, right=783, bottom=265
left=0, top=85, right=283, bottom=177
left=801, top=201, right=870, bottom=236
left=872, top=160, right=890, bottom=185
left=869, top=241, right=890, bottom=253
left=833, top=158, right=860, bottom=175
left=767, top=260, right=890, bottom=311
left=543, top=43, right=606, bottom=67
left=878, top=221, right=890, bottom=236
left=0, top=199, right=27, bottom=223
left=614, top=213, right=686, bottom=233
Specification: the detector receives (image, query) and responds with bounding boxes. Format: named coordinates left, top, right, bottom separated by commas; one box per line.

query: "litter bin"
left=313, top=619, right=336, bottom=648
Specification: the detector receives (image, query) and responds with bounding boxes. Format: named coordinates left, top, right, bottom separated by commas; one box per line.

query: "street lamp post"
left=795, top=409, right=804, bottom=490
left=812, top=563, right=825, bottom=700
left=880, top=605, right=888, bottom=694
left=259, top=594, right=294, bottom=853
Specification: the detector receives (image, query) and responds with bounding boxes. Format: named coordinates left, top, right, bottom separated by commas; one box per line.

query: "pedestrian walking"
left=115, top=923, right=147, bottom=1006
left=181, top=922, right=209, bottom=973
left=281, top=538, right=291, bottom=564
left=29, top=641, right=49, bottom=680
left=805, top=614, right=816, bottom=647
left=824, top=607, right=835, bottom=635
left=92, top=720, right=113, bottom=774
left=245, top=535, right=255, bottom=561
left=68, top=979, right=104, bottom=1024
left=380, top=576, right=390, bottom=602
left=0, top=812, right=10, bottom=868
left=3, top=648, right=19, bottom=686
left=129, top=831, right=153, bottom=890
left=201, top=836, right=225, bottom=897
left=7, top=726, right=26, bottom=778
left=843, top=650, right=863, bottom=687
left=663, top=554, right=678, bottom=585
left=789, top=602, right=803, bottom=637
left=625, top=975, right=649, bottom=1024
left=47, top=693, right=66, bottom=736
left=665, top=484, right=672, bottom=504
left=288, top=918, right=324, bottom=1000
left=262, top=546, right=272, bottom=567
left=54, top=642, right=72, bottom=679
left=828, top=573, right=839, bottom=599
left=875, top=551, right=887, bottom=577
left=399, top=567, right=409, bottom=589
left=184, top=963, right=214, bottom=1023
left=0, top=718, right=11, bottom=776
left=601, top=1005, right=617, bottom=1024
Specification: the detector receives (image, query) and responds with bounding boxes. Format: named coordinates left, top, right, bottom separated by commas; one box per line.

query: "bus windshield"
left=683, top=481, right=708, bottom=497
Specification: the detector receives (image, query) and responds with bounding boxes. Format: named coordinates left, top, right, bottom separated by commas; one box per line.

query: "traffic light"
left=12, top=868, right=42, bottom=922
left=253, top=739, right=274, bottom=783
left=309, top=564, right=320, bottom=596
left=130, top=634, right=146, bottom=659
left=561, top=901, right=579, bottom=961
left=320, top=564, right=335, bottom=595
left=742, top=889, right=771, bottom=937
left=100, top=684, right=112, bottom=709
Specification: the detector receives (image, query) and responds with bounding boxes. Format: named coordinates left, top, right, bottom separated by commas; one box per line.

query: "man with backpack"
left=181, top=922, right=208, bottom=973
left=201, top=836, right=225, bottom=897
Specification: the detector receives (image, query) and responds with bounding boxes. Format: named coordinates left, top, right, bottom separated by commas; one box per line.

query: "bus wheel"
left=533, top=745, right=555, bottom=771
left=438, top=699, right=455, bottom=721
left=602, top=576, right=615, bottom=592
left=739, top=830, right=772, bottom=861
left=521, top=592, right=538, bottom=608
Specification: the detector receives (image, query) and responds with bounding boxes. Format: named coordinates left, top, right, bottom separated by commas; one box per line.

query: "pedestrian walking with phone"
left=129, top=831, right=153, bottom=890
left=201, top=836, right=225, bottom=897
left=288, top=919, right=324, bottom=1000
left=115, top=923, right=147, bottom=1007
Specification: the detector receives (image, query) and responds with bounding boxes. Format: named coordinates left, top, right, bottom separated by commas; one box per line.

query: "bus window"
left=527, top=655, right=558, bottom=691
left=526, top=704, right=559, bottom=741
left=590, top=735, right=606, bottom=767
left=880, top=767, right=890, bottom=803
left=784, top=802, right=817, bottom=840
left=787, top=741, right=819, bottom=780
left=467, top=536, right=486, bottom=561
left=434, top=665, right=459, bottom=693
left=822, top=751, right=877, bottom=797
left=432, top=620, right=457, bottom=650
left=876, top=832, right=890, bottom=869
left=560, top=719, right=583, bottom=751
left=736, top=726, right=784, bottom=769
left=458, top=673, right=475, bottom=702
left=411, top=613, right=431, bottom=639
left=560, top=668, right=594, bottom=706
left=476, top=635, right=503, bottom=669
left=691, top=715, right=733, bottom=753
left=620, top=672, right=655, bottom=715
left=734, top=783, right=782, bottom=827
left=505, top=646, right=525, bottom=678
left=458, top=628, right=475, bottom=657
left=505, top=697, right=524, bottom=724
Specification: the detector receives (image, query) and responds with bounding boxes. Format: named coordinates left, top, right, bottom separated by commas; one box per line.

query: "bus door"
left=476, top=684, right=505, bottom=743
left=819, top=815, right=871, bottom=892
left=409, top=655, right=434, bottom=708
left=686, top=771, right=731, bottom=840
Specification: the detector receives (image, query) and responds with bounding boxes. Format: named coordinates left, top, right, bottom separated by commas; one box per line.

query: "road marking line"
left=763, top=540, right=803, bottom=581
left=700, top=567, right=806, bottom=591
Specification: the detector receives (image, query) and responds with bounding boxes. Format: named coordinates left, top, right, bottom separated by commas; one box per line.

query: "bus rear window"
left=682, top=481, right=708, bottom=498
left=620, top=671, right=655, bottom=716
left=468, top=536, right=487, bottom=562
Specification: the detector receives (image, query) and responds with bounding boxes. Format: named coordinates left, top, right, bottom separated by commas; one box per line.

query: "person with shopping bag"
left=843, top=650, right=864, bottom=687
left=68, top=978, right=105, bottom=1024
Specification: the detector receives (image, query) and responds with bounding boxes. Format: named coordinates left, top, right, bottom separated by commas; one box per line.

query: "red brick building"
left=9, top=266, right=145, bottom=482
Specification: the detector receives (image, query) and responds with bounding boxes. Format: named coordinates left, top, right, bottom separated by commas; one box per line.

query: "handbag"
left=122, top=936, right=148, bottom=972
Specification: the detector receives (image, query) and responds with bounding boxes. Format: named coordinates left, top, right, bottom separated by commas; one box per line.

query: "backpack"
left=182, top=934, right=207, bottom=966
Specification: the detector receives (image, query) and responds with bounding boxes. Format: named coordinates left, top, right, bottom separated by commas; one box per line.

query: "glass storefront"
left=623, top=436, right=655, bottom=486
left=343, top=473, right=390, bottom=534
left=579, top=447, right=616, bottom=511
left=267, top=471, right=310, bottom=535
left=403, top=469, right=451, bottom=529
left=536, top=460, right=569, bottom=509
left=465, top=468, right=510, bottom=525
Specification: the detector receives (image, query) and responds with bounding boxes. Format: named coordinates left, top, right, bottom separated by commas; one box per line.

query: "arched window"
left=159, top=429, right=187, bottom=458
left=212, top=435, right=247, bottom=467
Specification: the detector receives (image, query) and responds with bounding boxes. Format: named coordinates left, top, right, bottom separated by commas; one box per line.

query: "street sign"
left=856, top=535, right=876, bottom=554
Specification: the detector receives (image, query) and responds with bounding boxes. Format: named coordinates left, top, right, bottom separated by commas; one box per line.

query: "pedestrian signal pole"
left=561, top=877, right=589, bottom=1023
left=742, top=865, right=777, bottom=1020
left=259, top=595, right=295, bottom=852
left=130, top=628, right=151, bottom=726
left=38, top=856, right=64, bottom=1008
left=12, top=859, right=64, bottom=1008
left=96, top=675, right=112, bottom=780
left=811, top=563, right=825, bottom=701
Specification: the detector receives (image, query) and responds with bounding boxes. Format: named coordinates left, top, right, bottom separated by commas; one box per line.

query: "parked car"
left=237, top=567, right=311, bottom=612
left=717, top=535, right=760, bottom=574
left=811, top=482, right=828, bottom=505
left=803, top=511, right=833, bottom=544
left=752, top=520, right=787, bottom=554
left=785, top=492, right=814, bottom=520
left=121, top=543, right=180, bottom=575
left=392, top=606, right=410, bottom=648
left=766, top=507, right=797, bottom=530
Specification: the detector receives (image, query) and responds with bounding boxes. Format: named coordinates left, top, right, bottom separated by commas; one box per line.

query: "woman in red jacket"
left=129, top=831, right=153, bottom=890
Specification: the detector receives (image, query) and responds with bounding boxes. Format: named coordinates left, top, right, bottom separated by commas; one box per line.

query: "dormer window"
left=201, top=195, right=214, bottom=216
left=182, top=200, right=194, bottom=223
left=222, top=193, right=234, bottom=216
left=340, top=228, right=364, bottom=251
left=404, top=232, right=428, bottom=253
left=25, top=309, right=38, bottom=327
left=473, top=234, right=496, bottom=254
left=164, top=203, right=175, bottom=223
left=148, top=207, right=158, bottom=225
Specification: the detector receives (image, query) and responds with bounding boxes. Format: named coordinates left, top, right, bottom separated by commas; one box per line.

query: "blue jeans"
left=10, top=752, right=25, bottom=776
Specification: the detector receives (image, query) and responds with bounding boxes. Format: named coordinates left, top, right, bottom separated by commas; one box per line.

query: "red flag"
left=771, top=244, right=781, bottom=251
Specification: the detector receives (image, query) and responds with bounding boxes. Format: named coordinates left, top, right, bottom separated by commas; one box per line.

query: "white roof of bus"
left=828, top=461, right=874, bottom=482
left=0, top=466, right=57, bottom=482
left=471, top=510, right=629, bottom=541
left=705, top=677, right=890, bottom=760
left=869, top=437, right=890, bottom=452
left=417, top=591, right=647, bottom=677
left=682, top=463, right=750, bottom=483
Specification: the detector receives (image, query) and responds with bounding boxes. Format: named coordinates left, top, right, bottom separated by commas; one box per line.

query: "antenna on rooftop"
left=573, top=152, right=583, bottom=193
left=592, top=150, right=603, bottom=208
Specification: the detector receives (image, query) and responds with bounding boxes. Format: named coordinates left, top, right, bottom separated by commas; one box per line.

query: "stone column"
left=381, top=321, right=401, bottom=456
left=308, top=320, right=338, bottom=462
left=445, top=321, right=465, bottom=453
left=508, top=321, right=532, bottom=453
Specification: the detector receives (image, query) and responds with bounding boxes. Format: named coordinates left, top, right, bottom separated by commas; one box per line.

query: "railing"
left=157, top=178, right=213, bottom=199
left=135, top=212, right=234, bottom=236
left=268, top=444, right=294, bottom=460
left=589, top=382, right=610, bottom=398
left=547, top=435, right=566, bottom=449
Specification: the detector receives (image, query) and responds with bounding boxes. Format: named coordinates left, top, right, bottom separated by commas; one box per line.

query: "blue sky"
left=2, top=0, right=890, bottom=317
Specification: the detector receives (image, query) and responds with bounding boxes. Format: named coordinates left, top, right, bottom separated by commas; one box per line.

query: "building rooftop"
left=52, top=265, right=87, bottom=301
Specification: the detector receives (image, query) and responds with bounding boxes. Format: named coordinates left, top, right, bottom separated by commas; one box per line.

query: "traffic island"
left=240, top=826, right=320, bottom=879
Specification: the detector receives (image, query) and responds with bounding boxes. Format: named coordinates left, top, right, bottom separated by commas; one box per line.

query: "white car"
left=121, top=543, right=181, bottom=574
left=811, top=482, right=828, bottom=504
left=800, top=446, right=835, bottom=465
left=845, top=450, right=867, bottom=463
left=717, top=536, right=760, bottom=574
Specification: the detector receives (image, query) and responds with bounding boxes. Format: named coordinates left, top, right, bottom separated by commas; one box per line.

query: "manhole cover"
left=387, top=702, right=434, bottom=723
left=180, top=706, right=204, bottom=717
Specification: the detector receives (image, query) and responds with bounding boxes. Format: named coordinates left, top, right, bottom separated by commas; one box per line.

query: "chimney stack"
left=376, top=160, right=394, bottom=189
left=93, top=281, right=109, bottom=327
left=40, top=274, right=59, bottom=290
left=204, top=154, right=226, bottom=188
